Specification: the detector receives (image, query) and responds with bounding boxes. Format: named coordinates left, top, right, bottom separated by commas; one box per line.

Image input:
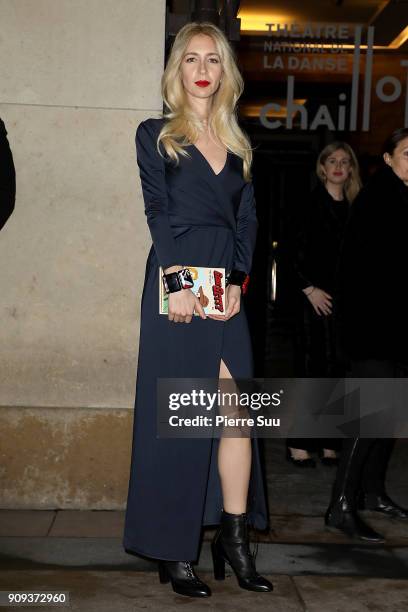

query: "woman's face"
left=180, top=34, right=223, bottom=101
left=384, top=137, right=408, bottom=186
left=321, top=149, right=351, bottom=186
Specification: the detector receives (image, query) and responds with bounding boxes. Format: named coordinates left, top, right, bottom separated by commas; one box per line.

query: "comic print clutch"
left=159, top=266, right=226, bottom=316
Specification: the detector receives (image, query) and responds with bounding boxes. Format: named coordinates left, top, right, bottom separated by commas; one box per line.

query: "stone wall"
left=0, top=0, right=166, bottom=507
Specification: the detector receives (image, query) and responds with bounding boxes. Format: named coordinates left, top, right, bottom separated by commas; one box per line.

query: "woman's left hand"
left=207, top=284, right=241, bottom=321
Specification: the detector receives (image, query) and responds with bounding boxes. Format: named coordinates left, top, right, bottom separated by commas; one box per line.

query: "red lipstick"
left=195, top=80, right=210, bottom=87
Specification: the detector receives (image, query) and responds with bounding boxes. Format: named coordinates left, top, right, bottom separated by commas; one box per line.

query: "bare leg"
left=217, top=358, right=252, bottom=514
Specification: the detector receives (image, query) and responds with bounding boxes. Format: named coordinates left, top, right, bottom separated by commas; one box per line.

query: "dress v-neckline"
left=191, top=144, right=229, bottom=177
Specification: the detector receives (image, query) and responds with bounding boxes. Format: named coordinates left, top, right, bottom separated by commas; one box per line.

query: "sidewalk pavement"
left=1, top=509, right=408, bottom=611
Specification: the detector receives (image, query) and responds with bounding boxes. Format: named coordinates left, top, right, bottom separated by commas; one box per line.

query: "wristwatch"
left=162, top=268, right=194, bottom=294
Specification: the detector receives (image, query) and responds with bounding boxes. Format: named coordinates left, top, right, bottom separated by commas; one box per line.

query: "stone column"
left=0, top=0, right=166, bottom=508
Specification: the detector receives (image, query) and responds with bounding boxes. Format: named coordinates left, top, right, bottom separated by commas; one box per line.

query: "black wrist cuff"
left=162, top=268, right=194, bottom=294
left=226, top=269, right=250, bottom=294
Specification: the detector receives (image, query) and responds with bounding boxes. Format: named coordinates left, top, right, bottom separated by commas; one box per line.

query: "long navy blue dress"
left=123, top=117, right=269, bottom=562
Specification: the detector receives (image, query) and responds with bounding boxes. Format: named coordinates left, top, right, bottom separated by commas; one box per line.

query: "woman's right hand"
left=304, top=286, right=333, bottom=316
left=168, top=289, right=206, bottom=323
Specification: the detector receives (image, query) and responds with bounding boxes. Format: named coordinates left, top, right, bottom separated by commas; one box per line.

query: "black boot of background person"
left=358, top=491, right=408, bottom=519
left=357, top=438, right=408, bottom=519
left=325, top=438, right=385, bottom=542
left=211, top=510, right=273, bottom=592
left=158, top=560, right=211, bottom=597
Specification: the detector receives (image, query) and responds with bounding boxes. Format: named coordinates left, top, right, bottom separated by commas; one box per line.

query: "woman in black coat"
left=287, top=142, right=361, bottom=467
left=325, top=128, right=408, bottom=542
left=0, top=118, right=16, bottom=231
left=122, top=22, right=273, bottom=598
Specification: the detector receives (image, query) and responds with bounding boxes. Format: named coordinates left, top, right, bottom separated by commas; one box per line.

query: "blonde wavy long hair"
left=156, top=21, right=253, bottom=182
left=316, top=142, right=362, bottom=203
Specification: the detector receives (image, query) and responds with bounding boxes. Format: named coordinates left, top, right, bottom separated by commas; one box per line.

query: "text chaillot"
left=260, top=24, right=408, bottom=131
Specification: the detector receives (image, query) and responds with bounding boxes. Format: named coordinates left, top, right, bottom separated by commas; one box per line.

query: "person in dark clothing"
left=325, top=128, right=408, bottom=542
left=0, top=117, right=16, bottom=231
left=287, top=142, right=362, bottom=467
left=123, top=22, right=273, bottom=598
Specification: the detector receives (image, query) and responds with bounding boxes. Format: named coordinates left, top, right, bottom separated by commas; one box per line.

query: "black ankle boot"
left=211, top=510, right=273, bottom=592
left=325, top=495, right=385, bottom=542
left=324, top=438, right=385, bottom=543
left=158, top=561, right=211, bottom=597
left=358, top=491, right=408, bottom=519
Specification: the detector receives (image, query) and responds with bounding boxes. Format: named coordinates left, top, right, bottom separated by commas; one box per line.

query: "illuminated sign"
left=259, top=25, right=408, bottom=131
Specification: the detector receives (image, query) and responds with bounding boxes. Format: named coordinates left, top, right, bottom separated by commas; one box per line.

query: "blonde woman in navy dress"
left=123, top=22, right=272, bottom=598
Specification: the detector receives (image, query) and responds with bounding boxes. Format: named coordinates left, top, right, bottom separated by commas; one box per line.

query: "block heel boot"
left=211, top=510, right=273, bottom=592
left=157, top=560, right=211, bottom=597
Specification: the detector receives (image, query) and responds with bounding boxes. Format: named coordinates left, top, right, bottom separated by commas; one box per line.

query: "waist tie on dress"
left=170, top=224, right=234, bottom=239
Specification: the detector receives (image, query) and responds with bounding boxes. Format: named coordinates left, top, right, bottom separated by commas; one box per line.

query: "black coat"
left=290, top=181, right=350, bottom=295
left=339, top=164, right=408, bottom=361
left=0, top=118, right=16, bottom=231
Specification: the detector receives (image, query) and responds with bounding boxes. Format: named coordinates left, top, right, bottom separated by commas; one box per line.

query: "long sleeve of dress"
left=0, top=118, right=16, bottom=232
left=231, top=180, right=258, bottom=275
left=135, top=119, right=180, bottom=269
